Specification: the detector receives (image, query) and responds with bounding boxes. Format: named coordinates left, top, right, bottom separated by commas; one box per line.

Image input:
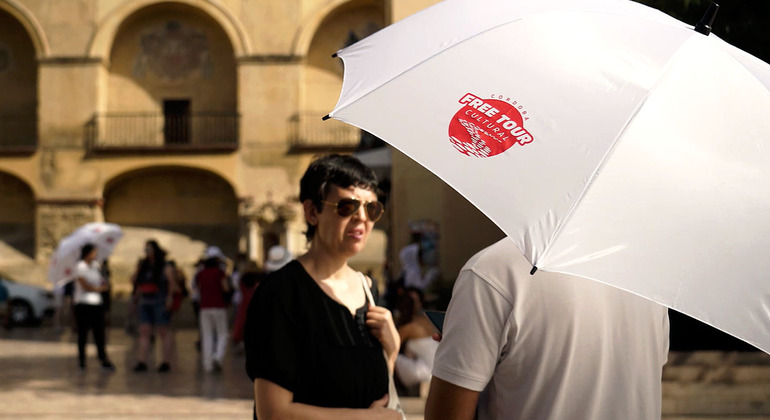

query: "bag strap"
left=359, top=272, right=376, bottom=307
left=358, top=272, right=406, bottom=418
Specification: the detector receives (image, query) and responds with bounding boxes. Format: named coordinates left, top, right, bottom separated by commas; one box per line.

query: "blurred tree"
left=635, top=0, right=770, bottom=62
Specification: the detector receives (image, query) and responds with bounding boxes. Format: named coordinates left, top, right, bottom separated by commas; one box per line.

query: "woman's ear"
left=302, top=199, right=319, bottom=226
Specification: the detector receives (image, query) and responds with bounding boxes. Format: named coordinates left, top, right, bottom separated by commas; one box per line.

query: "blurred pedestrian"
left=166, top=260, right=189, bottom=318
left=0, top=279, right=9, bottom=329
left=394, top=288, right=437, bottom=394
left=100, top=260, right=112, bottom=326
left=73, top=243, right=115, bottom=371
left=190, top=257, right=204, bottom=351
left=230, top=252, right=249, bottom=322
left=194, top=246, right=231, bottom=373
left=131, top=239, right=176, bottom=373
left=230, top=260, right=264, bottom=349
left=398, top=232, right=439, bottom=292
left=263, top=245, right=292, bottom=273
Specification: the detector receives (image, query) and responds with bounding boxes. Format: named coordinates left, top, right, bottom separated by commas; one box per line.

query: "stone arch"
left=0, top=0, right=50, bottom=58
left=292, top=0, right=386, bottom=58
left=102, top=165, right=240, bottom=271
left=296, top=0, right=386, bottom=124
left=98, top=2, right=240, bottom=149
left=0, top=170, right=36, bottom=259
left=88, top=0, right=250, bottom=60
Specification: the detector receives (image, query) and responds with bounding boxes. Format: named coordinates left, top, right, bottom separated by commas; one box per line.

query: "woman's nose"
left=352, top=203, right=368, bottom=221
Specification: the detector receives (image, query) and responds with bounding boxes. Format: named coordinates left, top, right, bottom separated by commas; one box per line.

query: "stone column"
left=248, top=219, right=261, bottom=262
left=253, top=201, right=297, bottom=265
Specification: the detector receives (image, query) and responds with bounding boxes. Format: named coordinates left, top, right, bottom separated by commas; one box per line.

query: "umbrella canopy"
left=329, top=0, right=770, bottom=353
left=48, top=223, right=124, bottom=286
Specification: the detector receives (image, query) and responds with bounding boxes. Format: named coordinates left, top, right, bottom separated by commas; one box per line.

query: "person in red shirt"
left=194, top=247, right=231, bottom=372
left=231, top=260, right=265, bottom=348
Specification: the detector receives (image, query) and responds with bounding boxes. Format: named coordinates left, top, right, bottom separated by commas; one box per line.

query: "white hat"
left=204, top=246, right=226, bottom=261
left=265, top=245, right=292, bottom=272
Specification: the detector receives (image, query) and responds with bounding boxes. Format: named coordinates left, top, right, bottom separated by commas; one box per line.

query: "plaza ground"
left=0, top=325, right=426, bottom=419
left=1, top=321, right=770, bottom=419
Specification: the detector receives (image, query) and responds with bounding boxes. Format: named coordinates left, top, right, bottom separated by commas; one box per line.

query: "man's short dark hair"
left=299, top=154, right=380, bottom=241
left=80, top=243, right=96, bottom=260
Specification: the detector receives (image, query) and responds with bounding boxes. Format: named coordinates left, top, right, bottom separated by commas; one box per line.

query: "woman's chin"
left=340, top=240, right=367, bottom=257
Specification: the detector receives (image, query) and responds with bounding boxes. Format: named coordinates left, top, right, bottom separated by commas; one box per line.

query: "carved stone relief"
left=134, top=20, right=212, bottom=81
left=36, top=204, right=97, bottom=260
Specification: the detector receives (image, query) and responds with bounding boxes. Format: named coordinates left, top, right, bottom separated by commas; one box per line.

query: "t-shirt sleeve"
left=244, top=278, right=298, bottom=392
left=74, top=261, right=91, bottom=282
left=431, top=267, right=514, bottom=392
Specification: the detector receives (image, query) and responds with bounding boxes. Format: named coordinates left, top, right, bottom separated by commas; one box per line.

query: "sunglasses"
left=321, top=198, right=385, bottom=222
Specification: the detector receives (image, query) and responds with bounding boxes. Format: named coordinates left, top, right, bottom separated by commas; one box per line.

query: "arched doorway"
left=101, top=3, right=237, bottom=149
left=0, top=9, right=38, bottom=149
left=304, top=0, right=385, bottom=111
left=292, top=1, right=385, bottom=151
left=0, top=171, right=35, bottom=261
left=103, top=167, right=239, bottom=275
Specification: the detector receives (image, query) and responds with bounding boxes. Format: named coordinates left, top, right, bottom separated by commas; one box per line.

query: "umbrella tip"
left=530, top=266, right=538, bottom=275
left=694, top=2, right=719, bottom=36
left=322, top=114, right=331, bottom=121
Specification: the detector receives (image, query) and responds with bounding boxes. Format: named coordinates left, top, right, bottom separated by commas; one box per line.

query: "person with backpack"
left=131, top=239, right=177, bottom=373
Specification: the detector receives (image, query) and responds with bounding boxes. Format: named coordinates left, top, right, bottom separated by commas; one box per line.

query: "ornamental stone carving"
left=36, top=204, right=98, bottom=260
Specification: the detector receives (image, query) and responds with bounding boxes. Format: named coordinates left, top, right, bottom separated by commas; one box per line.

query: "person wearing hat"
left=264, top=245, right=292, bottom=273
left=245, top=154, right=401, bottom=420
left=195, top=245, right=231, bottom=372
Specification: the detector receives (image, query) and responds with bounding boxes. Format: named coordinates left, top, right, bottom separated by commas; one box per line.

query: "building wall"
left=0, top=0, right=441, bottom=288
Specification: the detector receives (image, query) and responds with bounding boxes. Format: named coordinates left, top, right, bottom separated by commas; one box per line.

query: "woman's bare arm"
left=254, top=379, right=400, bottom=420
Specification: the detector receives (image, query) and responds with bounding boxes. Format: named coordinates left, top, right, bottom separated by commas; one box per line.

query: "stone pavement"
left=3, top=324, right=770, bottom=419
left=0, top=325, right=425, bottom=419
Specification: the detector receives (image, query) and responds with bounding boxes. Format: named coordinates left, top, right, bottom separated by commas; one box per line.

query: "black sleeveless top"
left=244, top=260, right=388, bottom=409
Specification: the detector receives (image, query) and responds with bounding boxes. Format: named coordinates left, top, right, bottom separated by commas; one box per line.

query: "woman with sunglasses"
left=245, top=154, right=401, bottom=420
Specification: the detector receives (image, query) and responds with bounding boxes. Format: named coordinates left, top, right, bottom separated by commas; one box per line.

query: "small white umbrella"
left=48, top=223, right=124, bottom=286
left=328, top=0, right=770, bottom=353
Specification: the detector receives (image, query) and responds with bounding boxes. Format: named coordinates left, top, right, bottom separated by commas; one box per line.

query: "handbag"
left=359, top=273, right=407, bottom=419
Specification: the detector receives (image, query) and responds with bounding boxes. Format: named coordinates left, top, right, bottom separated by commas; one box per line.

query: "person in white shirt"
left=73, top=243, right=115, bottom=371
left=425, top=238, right=669, bottom=420
left=398, top=234, right=439, bottom=292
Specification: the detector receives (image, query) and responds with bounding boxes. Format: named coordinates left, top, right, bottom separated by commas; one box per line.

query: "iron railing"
left=288, top=112, right=360, bottom=151
left=85, top=112, right=239, bottom=152
left=0, top=116, right=37, bottom=153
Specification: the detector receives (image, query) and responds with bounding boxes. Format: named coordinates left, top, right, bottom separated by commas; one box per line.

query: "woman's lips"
left=347, top=228, right=365, bottom=239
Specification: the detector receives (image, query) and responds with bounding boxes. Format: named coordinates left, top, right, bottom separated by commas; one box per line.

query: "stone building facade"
left=0, top=0, right=441, bottom=290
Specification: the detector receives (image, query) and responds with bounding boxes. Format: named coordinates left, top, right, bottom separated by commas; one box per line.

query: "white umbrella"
left=328, top=0, right=770, bottom=353
left=48, top=223, right=124, bottom=286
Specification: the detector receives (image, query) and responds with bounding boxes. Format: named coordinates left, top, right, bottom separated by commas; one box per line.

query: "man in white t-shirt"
left=425, top=238, right=669, bottom=420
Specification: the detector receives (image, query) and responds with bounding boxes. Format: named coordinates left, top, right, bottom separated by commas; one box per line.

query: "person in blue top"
left=131, top=239, right=176, bottom=373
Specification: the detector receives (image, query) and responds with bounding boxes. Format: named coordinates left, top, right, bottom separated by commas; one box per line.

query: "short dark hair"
left=299, top=154, right=379, bottom=241
left=80, top=243, right=96, bottom=260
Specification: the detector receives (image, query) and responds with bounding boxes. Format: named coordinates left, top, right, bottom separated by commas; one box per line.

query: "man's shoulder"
left=461, top=238, right=530, bottom=280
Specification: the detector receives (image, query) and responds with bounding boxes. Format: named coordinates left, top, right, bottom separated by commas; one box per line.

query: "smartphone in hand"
left=424, top=310, right=446, bottom=334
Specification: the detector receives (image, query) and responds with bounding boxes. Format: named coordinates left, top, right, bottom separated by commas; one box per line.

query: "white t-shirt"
left=432, top=238, right=669, bottom=420
left=73, top=260, right=103, bottom=306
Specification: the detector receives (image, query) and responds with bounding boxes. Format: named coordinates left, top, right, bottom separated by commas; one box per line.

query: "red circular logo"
left=448, top=93, right=533, bottom=158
